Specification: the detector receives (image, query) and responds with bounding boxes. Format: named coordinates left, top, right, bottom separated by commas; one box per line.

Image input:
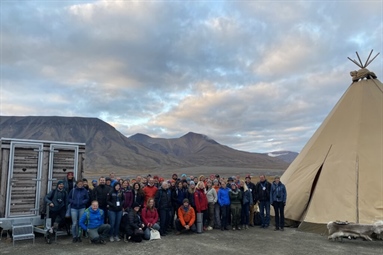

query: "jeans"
left=259, top=200, right=270, bottom=226
left=143, top=223, right=160, bottom=240
left=108, top=210, right=122, bottom=237
left=241, top=203, right=250, bottom=225
left=272, top=202, right=285, bottom=229
left=71, top=208, right=85, bottom=238
left=88, top=224, right=111, bottom=242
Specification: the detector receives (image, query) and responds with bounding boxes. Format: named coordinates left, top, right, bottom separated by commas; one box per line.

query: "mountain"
left=265, top=151, right=299, bottom=164
left=0, top=116, right=289, bottom=173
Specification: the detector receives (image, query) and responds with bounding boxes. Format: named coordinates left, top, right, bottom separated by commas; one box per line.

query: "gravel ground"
left=1, top=226, right=382, bottom=255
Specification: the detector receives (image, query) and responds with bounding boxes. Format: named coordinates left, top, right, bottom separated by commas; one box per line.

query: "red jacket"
left=143, top=185, right=158, bottom=206
left=194, top=188, right=208, bottom=212
left=141, top=207, right=159, bottom=226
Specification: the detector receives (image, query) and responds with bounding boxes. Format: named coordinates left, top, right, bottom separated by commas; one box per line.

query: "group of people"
left=44, top=171, right=287, bottom=245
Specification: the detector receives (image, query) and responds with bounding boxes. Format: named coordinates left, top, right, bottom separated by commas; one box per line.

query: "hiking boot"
left=274, top=227, right=279, bottom=231
left=109, top=236, right=114, bottom=242
left=237, top=226, right=241, bottom=230
left=232, top=227, right=236, bottom=231
left=100, top=239, right=107, bottom=245
left=245, top=225, right=249, bottom=230
left=280, top=228, right=284, bottom=231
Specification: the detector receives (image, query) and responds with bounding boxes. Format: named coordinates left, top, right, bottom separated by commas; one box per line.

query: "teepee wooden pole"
left=347, top=57, right=363, bottom=68
left=365, top=52, right=380, bottom=67
left=364, top=50, right=374, bottom=68
left=355, top=52, right=363, bottom=67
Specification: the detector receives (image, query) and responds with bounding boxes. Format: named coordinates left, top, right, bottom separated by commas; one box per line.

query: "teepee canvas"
left=281, top=51, right=383, bottom=233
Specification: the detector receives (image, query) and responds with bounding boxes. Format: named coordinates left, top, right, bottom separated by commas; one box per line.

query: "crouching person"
left=79, top=200, right=111, bottom=244
left=126, top=202, right=145, bottom=242
left=175, top=198, right=196, bottom=234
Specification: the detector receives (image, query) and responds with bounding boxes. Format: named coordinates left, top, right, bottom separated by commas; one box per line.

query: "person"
left=125, top=202, right=145, bottom=242
left=109, top=172, right=117, bottom=186
left=217, top=180, right=230, bottom=231
left=270, top=176, right=287, bottom=231
left=174, top=181, right=188, bottom=218
left=175, top=198, right=196, bottom=234
left=240, top=181, right=252, bottom=230
left=187, top=181, right=196, bottom=211
left=244, top=175, right=256, bottom=227
left=254, top=175, right=272, bottom=228
left=143, top=178, right=158, bottom=206
left=122, top=180, right=133, bottom=210
left=105, top=177, right=112, bottom=188
left=206, top=179, right=217, bottom=230
left=141, top=198, right=160, bottom=240
left=45, top=180, right=68, bottom=234
left=107, top=182, right=124, bottom=242
left=172, top=173, right=179, bottom=182
left=64, top=171, right=76, bottom=193
left=229, top=183, right=242, bottom=230
left=194, top=181, right=208, bottom=232
left=92, top=177, right=111, bottom=223
left=79, top=200, right=110, bottom=244
left=82, top=178, right=92, bottom=208
left=213, top=179, right=221, bottom=229
left=91, top=179, right=98, bottom=189
left=68, top=179, right=89, bottom=242
left=155, top=181, right=172, bottom=236
left=132, top=182, right=145, bottom=207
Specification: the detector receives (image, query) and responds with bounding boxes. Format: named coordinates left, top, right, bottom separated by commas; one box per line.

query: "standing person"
left=213, top=179, right=221, bottom=229
left=217, top=180, right=230, bottom=231
left=64, top=171, right=76, bottom=193
left=240, top=181, right=252, bottom=230
left=244, top=175, right=256, bottom=227
left=82, top=179, right=92, bottom=208
left=132, top=182, right=145, bottom=208
left=174, top=181, right=188, bottom=218
left=254, top=175, right=272, bottom=228
left=206, top=180, right=217, bottom=231
left=175, top=198, right=196, bottom=234
left=187, top=181, right=196, bottom=211
left=107, top=182, right=124, bottom=242
left=141, top=198, right=160, bottom=240
left=143, top=178, right=158, bottom=206
left=92, top=177, right=111, bottom=223
left=168, top=180, right=177, bottom=229
left=79, top=200, right=110, bottom=244
left=68, top=179, right=89, bottom=242
left=45, top=180, right=68, bottom=233
left=91, top=180, right=98, bottom=189
left=155, top=182, right=172, bottom=236
left=229, top=183, right=242, bottom=230
left=270, top=176, right=287, bottom=231
left=194, top=181, right=208, bottom=232
left=122, top=180, right=133, bottom=211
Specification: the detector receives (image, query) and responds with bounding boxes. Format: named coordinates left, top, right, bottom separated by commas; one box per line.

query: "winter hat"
left=57, top=180, right=64, bottom=186
left=189, top=181, right=195, bottom=186
left=92, top=179, right=97, bottom=183
left=132, top=202, right=141, bottom=208
left=183, top=198, right=189, bottom=204
left=186, top=177, right=191, bottom=182
left=181, top=174, right=187, bottom=178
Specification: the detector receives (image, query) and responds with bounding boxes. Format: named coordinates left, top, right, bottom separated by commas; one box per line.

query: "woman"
left=217, top=180, right=230, bottom=231
left=240, top=180, right=253, bottom=230
left=107, top=182, right=124, bottom=242
left=206, top=179, right=217, bottom=231
left=194, top=181, right=208, bottom=232
left=126, top=202, right=145, bottom=242
left=68, top=179, right=89, bottom=243
left=122, top=180, right=133, bottom=210
left=229, top=183, right=242, bottom=230
left=270, top=176, right=287, bottom=231
left=141, top=198, right=160, bottom=240
left=187, top=181, right=196, bottom=211
left=132, top=182, right=145, bottom=208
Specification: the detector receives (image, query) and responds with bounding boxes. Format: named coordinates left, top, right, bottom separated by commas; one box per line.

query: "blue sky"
left=1, top=0, right=382, bottom=153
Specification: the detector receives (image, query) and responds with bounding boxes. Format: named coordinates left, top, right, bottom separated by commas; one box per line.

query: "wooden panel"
left=52, top=150, right=76, bottom=187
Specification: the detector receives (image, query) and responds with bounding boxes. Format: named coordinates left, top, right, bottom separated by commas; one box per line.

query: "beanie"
left=189, top=181, right=195, bottom=186
left=57, top=180, right=64, bottom=186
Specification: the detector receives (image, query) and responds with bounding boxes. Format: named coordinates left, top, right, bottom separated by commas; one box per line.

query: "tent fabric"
left=281, top=76, right=383, bottom=233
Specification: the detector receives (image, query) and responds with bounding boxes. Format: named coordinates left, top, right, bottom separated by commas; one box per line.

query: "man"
left=45, top=180, right=68, bottom=233
left=105, top=177, right=112, bottom=188
left=254, top=175, right=272, bottom=228
left=172, top=173, right=179, bottom=182
left=79, top=200, right=111, bottom=244
left=176, top=198, right=196, bottom=234
left=155, top=182, right=172, bottom=236
left=92, top=177, right=111, bottom=223
left=91, top=179, right=98, bottom=189
left=109, top=172, right=117, bottom=186
left=143, top=178, right=158, bottom=206
left=245, top=175, right=256, bottom=227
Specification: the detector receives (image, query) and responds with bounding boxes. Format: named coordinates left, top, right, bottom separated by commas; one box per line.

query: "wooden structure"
left=0, top=138, right=85, bottom=231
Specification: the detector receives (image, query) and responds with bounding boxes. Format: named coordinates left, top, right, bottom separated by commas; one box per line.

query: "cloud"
left=1, top=0, right=382, bottom=153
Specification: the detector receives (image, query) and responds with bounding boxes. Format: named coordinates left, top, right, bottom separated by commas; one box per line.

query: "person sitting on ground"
left=176, top=198, right=196, bottom=234
left=79, top=200, right=111, bottom=244
left=141, top=198, right=160, bottom=240
left=126, top=202, right=145, bottom=242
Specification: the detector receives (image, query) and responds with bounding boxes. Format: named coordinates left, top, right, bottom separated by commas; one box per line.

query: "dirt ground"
left=1, top=226, right=382, bottom=255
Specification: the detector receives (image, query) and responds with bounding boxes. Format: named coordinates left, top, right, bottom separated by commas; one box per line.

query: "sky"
left=1, top=0, right=382, bottom=153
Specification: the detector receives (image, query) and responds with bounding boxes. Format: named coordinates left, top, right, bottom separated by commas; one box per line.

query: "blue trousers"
left=108, top=210, right=122, bottom=237
left=71, top=208, right=85, bottom=238
left=259, top=200, right=270, bottom=226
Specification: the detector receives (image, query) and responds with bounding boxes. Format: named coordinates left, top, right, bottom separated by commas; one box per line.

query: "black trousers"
left=272, top=202, right=285, bottom=229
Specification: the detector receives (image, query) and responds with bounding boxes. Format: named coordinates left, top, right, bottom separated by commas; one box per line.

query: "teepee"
left=281, top=50, right=383, bottom=233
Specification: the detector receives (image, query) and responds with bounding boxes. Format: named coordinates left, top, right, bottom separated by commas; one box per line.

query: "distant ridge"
left=0, top=116, right=289, bottom=173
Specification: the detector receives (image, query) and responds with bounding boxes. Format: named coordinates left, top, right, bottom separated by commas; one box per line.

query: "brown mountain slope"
left=0, top=116, right=289, bottom=174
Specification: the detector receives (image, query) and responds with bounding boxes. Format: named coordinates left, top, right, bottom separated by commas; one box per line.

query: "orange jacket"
left=178, top=205, right=196, bottom=227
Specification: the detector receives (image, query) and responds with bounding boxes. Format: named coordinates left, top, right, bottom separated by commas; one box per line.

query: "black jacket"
left=155, top=188, right=172, bottom=210
left=92, top=184, right=111, bottom=208
left=254, top=180, right=271, bottom=202
left=107, top=189, right=124, bottom=211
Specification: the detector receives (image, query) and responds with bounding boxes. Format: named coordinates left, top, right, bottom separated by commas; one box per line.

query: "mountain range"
left=0, top=116, right=294, bottom=174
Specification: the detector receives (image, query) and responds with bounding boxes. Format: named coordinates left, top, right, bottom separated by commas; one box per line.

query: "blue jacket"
left=270, top=181, right=287, bottom=204
left=79, top=207, right=104, bottom=231
left=69, top=187, right=89, bottom=209
left=218, top=187, right=230, bottom=206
